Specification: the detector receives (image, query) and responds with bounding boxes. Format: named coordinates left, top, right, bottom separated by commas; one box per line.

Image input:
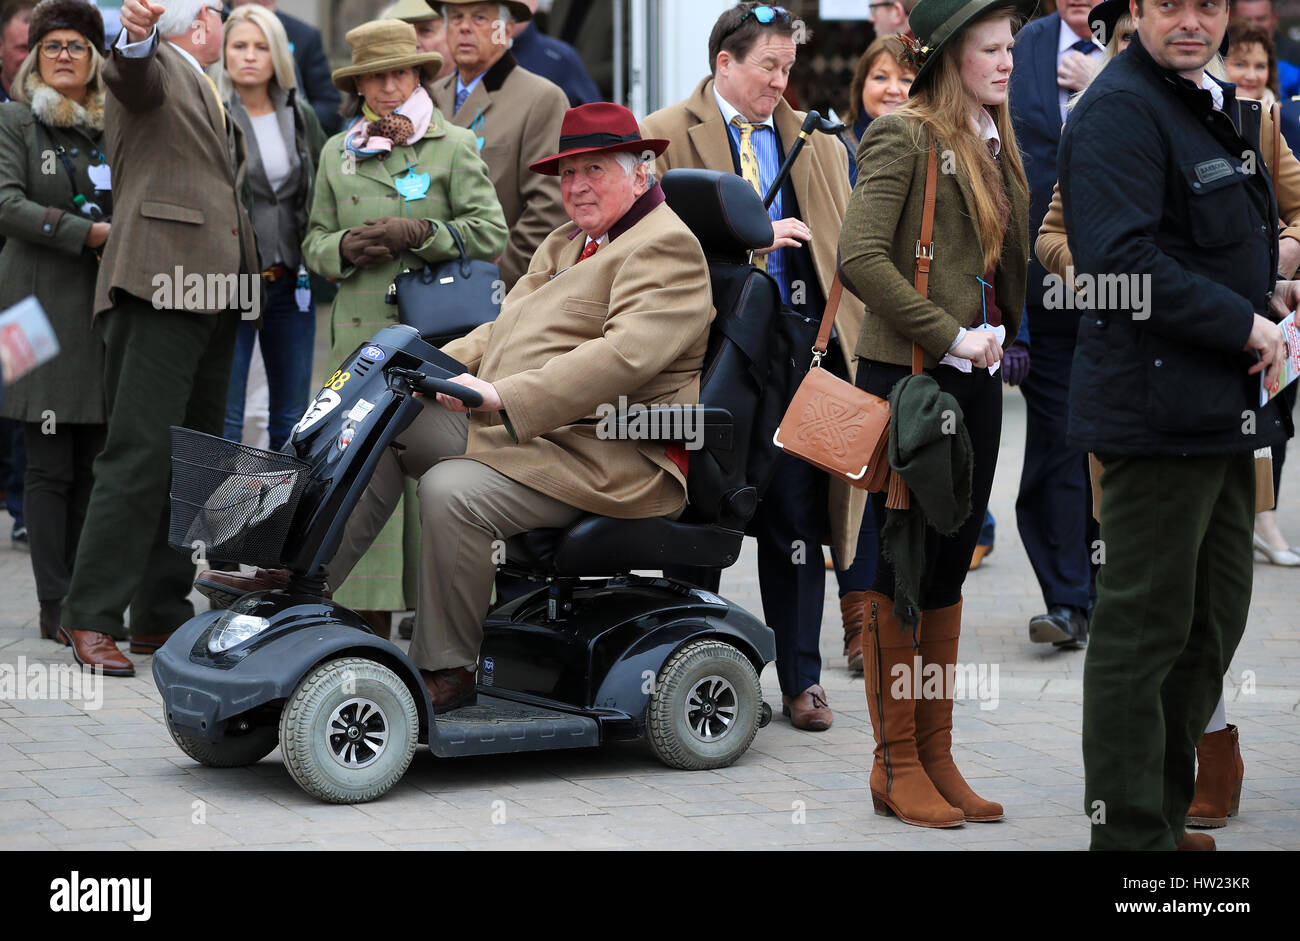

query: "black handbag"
left=385, top=223, right=502, bottom=345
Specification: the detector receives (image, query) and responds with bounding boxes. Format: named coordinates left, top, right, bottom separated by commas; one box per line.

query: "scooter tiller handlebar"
left=389, top=367, right=485, bottom=408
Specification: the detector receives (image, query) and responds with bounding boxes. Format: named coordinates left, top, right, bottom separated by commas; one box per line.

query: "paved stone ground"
left=1, top=381, right=1297, bottom=850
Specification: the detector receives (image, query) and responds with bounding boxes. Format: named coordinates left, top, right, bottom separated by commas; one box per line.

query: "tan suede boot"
left=863, top=592, right=964, bottom=828
left=913, top=599, right=1003, bottom=822
left=840, top=591, right=865, bottom=673
left=1187, top=725, right=1243, bottom=828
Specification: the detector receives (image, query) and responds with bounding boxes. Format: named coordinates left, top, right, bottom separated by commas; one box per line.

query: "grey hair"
left=157, top=0, right=212, bottom=40
left=613, top=149, right=657, bottom=186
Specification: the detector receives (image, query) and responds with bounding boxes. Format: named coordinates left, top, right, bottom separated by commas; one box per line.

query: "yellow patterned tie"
left=731, top=115, right=768, bottom=270
left=203, top=72, right=227, bottom=130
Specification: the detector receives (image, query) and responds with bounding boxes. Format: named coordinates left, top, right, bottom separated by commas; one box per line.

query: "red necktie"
left=578, top=239, right=599, bottom=262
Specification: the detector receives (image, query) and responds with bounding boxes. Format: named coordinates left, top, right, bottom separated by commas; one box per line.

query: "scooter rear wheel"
left=279, top=656, right=419, bottom=804
left=648, top=639, right=762, bottom=771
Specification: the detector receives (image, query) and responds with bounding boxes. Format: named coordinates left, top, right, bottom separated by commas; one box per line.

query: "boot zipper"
left=870, top=600, right=893, bottom=793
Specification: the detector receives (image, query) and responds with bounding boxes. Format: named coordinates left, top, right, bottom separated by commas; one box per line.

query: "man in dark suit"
left=1007, top=0, right=1101, bottom=650
left=642, top=3, right=870, bottom=731
left=510, top=0, right=600, bottom=106
left=233, top=0, right=340, bottom=133
left=59, top=0, right=259, bottom=676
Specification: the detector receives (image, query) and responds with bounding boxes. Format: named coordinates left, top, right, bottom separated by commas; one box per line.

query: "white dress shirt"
left=116, top=26, right=206, bottom=76
left=1058, top=19, right=1103, bottom=123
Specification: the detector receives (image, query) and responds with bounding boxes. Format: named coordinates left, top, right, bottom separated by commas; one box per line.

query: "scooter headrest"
left=661, top=169, right=775, bottom=258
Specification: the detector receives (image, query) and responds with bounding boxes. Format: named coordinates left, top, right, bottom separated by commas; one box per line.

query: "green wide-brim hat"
left=436, top=0, right=533, bottom=22
left=906, top=0, right=1040, bottom=94
left=386, top=0, right=440, bottom=23
left=331, top=19, right=444, bottom=93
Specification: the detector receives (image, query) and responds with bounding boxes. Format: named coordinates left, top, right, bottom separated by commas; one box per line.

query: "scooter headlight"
left=207, top=612, right=272, bottom=653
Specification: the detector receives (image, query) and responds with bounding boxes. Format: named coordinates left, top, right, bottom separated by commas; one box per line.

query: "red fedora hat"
left=529, top=103, right=670, bottom=176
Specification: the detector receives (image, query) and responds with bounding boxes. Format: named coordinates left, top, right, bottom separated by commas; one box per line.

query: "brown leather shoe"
left=58, top=628, right=134, bottom=677
left=1177, top=831, right=1216, bottom=851
left=840, top=591, right=865, bottom=673
left=781, top=684, right=833, bottom=731
left=129, top=632, right=174, bottom=655
left=1187, top=725, right=1243, bottom=828
left=195, top=567, right=330, bottom=609
left=420, top=666, right=477, bottom=714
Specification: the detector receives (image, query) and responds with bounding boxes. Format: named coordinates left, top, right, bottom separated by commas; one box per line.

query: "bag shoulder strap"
left=1272, top=101, right=1282, bottom=179
left=907, top=141, right=939, bottom=376
left=811, top=138, right=935, bottom=376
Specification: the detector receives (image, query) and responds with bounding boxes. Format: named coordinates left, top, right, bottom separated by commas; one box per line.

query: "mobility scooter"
left=153, top=168, right=804, bottom=804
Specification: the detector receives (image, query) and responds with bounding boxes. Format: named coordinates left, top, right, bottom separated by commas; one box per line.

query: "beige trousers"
left=324, top=400, right=582, bottom=672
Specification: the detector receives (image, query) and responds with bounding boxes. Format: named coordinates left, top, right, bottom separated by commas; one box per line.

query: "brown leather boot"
left=1177, top=831, right=1216, bottom=851
left=1187, top=724, right=1243, bottom=828
left=840, top=591, right=865, bottom=673
left=863, top=592, right=964, bottom=828
left=58, top=628, right=134, bottom=677
left=914, top=599, right=1004, bottom=822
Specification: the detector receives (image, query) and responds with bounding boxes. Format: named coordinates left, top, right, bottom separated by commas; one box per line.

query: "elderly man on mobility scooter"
left=198, top=102, right=715, bottom=713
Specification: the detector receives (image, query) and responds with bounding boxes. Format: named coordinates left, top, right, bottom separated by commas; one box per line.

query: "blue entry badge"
left=394, top=168, right=430, bottom=201
left=470, top=110, right=486, bottom=151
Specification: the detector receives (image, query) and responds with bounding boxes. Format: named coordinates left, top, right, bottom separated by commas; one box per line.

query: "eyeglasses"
left=39, top=40, right=90, bottom=59
left=207, top=4, right=230, bottom=23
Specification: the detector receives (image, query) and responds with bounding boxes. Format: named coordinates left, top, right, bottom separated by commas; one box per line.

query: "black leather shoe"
left=1028, top=605, right=1088, bottom=648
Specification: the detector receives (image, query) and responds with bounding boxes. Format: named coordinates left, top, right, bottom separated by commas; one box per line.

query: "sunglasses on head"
left=722, top=4, right=792, bottom=41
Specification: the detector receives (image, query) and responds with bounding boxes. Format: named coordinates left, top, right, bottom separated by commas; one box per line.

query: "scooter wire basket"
left=167, top=427, right=311, bottom=568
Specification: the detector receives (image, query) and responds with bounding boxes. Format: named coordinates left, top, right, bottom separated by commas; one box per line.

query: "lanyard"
left=37, top=122, right=105, bottom=218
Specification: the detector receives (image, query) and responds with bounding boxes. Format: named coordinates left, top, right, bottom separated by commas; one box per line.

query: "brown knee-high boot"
left=863, top=592, right=964, bottom=828
left=913, top=599, right=1003, bottom=822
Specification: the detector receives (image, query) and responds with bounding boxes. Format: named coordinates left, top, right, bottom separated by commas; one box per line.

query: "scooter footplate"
left=430, top=693, right=598, bottom=757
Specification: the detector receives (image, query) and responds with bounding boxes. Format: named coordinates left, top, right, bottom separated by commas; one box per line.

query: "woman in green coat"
left=838, top=0, right=1031, bottom=829
left=301, top=19, right=507, bottom=632
left=0, top=0, right=112, bottom=642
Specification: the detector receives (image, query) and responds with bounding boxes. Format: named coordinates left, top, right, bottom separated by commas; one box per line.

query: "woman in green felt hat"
left=839, top=0, right=1035, bottom=829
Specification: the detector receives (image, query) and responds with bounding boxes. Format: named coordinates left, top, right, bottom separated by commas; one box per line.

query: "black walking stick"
left=761, top=110, right=846, bottom=209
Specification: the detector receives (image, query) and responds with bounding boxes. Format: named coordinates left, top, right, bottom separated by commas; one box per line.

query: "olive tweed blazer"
left=839, top=113, right=1029, bottom=369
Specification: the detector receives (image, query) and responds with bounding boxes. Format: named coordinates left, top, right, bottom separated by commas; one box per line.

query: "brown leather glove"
left=362, top=217, right=434, bottom=254
left=340, top=226, right=393, bottom=268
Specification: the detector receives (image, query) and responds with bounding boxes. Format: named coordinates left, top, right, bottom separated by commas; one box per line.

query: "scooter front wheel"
left=279, top=656, right=419, bottom=804
left=648, top=639, right=762, bottom=771
left=166, top=713, right=279, bottom=768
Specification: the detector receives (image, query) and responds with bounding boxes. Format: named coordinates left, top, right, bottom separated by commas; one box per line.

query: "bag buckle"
left=810, top=349, right=824, bottom=368
left=915, top=240, right=934, bottom=260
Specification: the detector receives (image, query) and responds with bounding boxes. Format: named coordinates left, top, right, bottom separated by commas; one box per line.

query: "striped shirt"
left=713, top=87, right=791, bottom=305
